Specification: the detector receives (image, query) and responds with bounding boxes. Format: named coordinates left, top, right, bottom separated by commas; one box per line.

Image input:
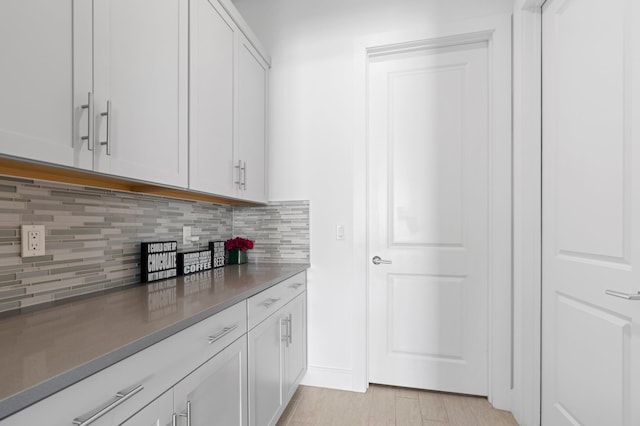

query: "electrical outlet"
left=21, top=225, right=45, bottom=257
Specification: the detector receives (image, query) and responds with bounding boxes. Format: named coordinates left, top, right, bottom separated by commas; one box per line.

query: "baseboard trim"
left=300, top=365, right=356, bottom=391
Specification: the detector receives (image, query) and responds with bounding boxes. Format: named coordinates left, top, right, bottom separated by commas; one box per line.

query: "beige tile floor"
left=276, top=384, right=519, bottom=426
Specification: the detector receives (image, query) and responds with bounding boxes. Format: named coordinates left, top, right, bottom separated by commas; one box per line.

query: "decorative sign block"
left=209, top=241, right=225, bottom=268
left=178, top=250, right=212, bottom=276
left=141, top=241, right=178, bottom=283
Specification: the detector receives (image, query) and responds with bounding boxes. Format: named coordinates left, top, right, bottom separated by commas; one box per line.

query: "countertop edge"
left=0, top=263, right=309, bottom=420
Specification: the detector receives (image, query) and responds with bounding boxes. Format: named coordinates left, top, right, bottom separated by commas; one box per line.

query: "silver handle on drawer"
left=208, top=324, right=238, bottom=344
left=100, top=100, right=111, bottom=155
left=289, top=283, right=304, bottom=290
left=262, top=297, right=281, bottom=308
left=287, top=313, right=293, bottom=345
left=72, top=384, right=144, bottom=426
left=80, top=92, right=94, bottom=151
left=179, top=401, right=191, bottom=426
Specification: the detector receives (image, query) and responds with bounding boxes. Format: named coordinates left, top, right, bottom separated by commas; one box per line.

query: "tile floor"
left=276, top=384, right=519, bottom=426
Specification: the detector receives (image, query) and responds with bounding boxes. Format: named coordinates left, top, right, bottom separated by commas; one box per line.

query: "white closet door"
left=542, top=0, right=640, bottom=424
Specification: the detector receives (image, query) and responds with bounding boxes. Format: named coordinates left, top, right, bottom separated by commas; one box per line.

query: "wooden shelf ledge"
left=0, top=156, right=261, bottom=206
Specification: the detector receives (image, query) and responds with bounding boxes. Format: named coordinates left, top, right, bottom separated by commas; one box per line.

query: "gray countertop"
left=0, top=263, right=309, bottom=420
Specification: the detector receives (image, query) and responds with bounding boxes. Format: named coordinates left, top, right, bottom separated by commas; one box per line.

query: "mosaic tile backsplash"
left=0, top=176, right=309, bottom=313
left=234, top=201, right=310, bottom=263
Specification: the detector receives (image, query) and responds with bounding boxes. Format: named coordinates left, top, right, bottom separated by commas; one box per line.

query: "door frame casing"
left=351, top=14, right=513, bottom=409
left=511, top=1, right=544, bottom=425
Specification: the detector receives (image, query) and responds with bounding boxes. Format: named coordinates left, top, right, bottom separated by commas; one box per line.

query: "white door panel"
left=542, top=0, right=640, bottom=424
left=369, top=42, right=489, bottom=395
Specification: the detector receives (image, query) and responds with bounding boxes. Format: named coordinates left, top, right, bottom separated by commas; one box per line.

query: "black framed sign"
left=209, top=241, right=225, bottom=268
left=178, top=250, right=213, bottom=276
left=141, top=241, right=178, bottom=283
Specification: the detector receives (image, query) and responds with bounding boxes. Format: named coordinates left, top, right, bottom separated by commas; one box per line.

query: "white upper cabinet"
left=92, top=0, right=189, bottom=187
left=189, top=0, right=236, bottom=197
left=0, top=0, right=92, bottom=170
left=0, top=0, right=188, bottom=188
left=190, top=0, right=270, bottom=202
left=236, top=35, right=268, bottom=203
left=1, top=0, right=266, bottom=199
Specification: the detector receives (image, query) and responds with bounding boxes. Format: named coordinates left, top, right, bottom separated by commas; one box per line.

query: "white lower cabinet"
left=174, top=336, right=248, bottom=426
left=0, top=273, right=306, bottom=426
left=248, top=275, right=307, bottom=426
left=124, top=336, right=248, bottom=426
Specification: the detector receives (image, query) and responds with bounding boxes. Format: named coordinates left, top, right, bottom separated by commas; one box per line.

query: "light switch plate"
left=183, top=226, right=192, bottom=245
left=21, top=224, right=45, bottom=257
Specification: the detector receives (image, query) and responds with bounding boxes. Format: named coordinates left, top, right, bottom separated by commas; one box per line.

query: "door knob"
left=605, top=290, right=640, bottom=300
left=372, top=256, right=392, bottom=265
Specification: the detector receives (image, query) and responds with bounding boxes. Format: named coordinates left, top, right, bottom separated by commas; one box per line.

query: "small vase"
left=227, top=249, right=248, bottom=264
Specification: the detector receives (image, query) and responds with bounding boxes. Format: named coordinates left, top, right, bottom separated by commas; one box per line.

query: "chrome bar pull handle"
left=262, top=297, right=281, bottom=308
left=100, top=101, right=111, bottom=155
left=372, top=256, right=392, bottom=265
left=179, top=401, right=191, bottom=426
left=234, top=160, right=242, bottom=188
left=287, top=313, right=293, bottom=345
left=72, top=384, right=144, bottom=426
left=172, top=413, right=178, bottom=426
left=241, top=161, right=247, bottom=190
left=80, top=92, right=94, bottom=151
left=208, top=324, right=238, bottom=344
left=289, top=283, right=304, bottom=290
left=605, top=290, right=640, bottom=300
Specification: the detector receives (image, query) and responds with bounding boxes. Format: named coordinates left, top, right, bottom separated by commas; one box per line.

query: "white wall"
left=232, top=0, right=514, bottom=391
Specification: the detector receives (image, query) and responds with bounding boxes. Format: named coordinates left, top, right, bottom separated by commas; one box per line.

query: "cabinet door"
left=283, top=293, right=307, bottom=402
left=174, top=337, right=248, bottom=426
left=236, top=35, right=268, bottom=203
left=248, top=311, right=284, bottom=426
left=120, top=390, right=173, bottom=426
left=92, top=0, right=188, bottom=187
left=189, top=0, right=236, bottom=197
left=0, top=0, right=92, bottom=170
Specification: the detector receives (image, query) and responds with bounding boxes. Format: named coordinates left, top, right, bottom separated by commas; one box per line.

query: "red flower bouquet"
left=225, top=237, right=254, bottom=252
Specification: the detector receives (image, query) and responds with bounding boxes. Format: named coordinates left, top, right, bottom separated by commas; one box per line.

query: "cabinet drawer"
left=247, top=272, right=306, bottom=330
left=2, top=301, right=246, bottom=426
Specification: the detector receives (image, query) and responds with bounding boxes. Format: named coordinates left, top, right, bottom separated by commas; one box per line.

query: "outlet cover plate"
left=21, top=225, right=45, bottom=257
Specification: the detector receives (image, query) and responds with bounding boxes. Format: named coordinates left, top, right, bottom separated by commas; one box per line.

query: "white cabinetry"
left=0, top=272, right=307, bottom=426
left=0, top=300, right=246, bottom=426
left=247, top=272, right=307, bottom=426
left=0, top=1, right=92, bottom=170
left=174, top=337, right=248, bottom=426
left=92, top=0, right=189, bottom=187
left=189, top=0, right=269, bottom=202
left=189, top=0, right=236, bottom=198
left=0, top=0, right=189, bottom=188
left=236, top=35, right=268, bottom=203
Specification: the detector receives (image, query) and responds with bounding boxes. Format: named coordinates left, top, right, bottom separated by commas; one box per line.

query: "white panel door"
left=542, top=0, right=640, bottom=425
left=189, top=0, right=236, bottom=197
left=93, top=0, right=188, bottom=187
left=368, top=42, right=489, bottom=395
left=0, top=0, right=92, bottom=170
